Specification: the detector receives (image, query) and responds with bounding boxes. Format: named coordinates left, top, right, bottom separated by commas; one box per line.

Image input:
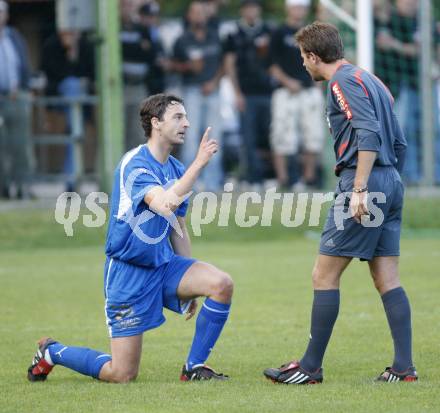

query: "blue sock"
left=186, top=298, right=230, bottom=370
left=381, top=287, right=413, bottom=372
left=48, top=342, right=112, bottom=379
left=300, top=289, right=340, bottom=372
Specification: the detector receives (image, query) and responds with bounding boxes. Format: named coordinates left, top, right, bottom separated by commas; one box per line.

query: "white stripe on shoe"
left=388, top=373, right=396, bottom=382
left=290, top=373, right=305, bottom=383
left=284, top=371, right=300, bottom=383
left=295, top=375, right=310, bottom=384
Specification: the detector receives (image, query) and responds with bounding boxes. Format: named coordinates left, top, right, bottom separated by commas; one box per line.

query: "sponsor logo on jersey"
left=332, top=82, right=352, bottom=120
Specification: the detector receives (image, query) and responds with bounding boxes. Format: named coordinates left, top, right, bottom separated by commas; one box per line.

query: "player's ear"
left=309, top=52, right=319, bottom=64
left=151, top=117, right=161, bottom=130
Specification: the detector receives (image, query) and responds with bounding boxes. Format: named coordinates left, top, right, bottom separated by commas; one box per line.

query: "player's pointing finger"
left=201, top=127, right=211, bottom=143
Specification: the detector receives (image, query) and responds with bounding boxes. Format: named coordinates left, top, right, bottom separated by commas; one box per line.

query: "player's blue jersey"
left=326, top=63, right=407, bottom=176
left=105, top=145, right=189, bottom=268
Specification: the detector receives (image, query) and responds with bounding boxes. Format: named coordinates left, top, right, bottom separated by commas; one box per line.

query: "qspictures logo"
left=54, top=173, right=387, bottom=244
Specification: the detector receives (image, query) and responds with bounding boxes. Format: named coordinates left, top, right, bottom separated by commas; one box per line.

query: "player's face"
left=158, top=103, right=190, bottom=145
left=300, top=48, right=324, bottom=81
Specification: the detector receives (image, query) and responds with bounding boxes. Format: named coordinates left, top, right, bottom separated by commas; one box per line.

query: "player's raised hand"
left=195, top=127, right=218, bottom=167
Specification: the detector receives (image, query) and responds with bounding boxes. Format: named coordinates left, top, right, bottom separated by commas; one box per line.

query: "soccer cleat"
left=376, top=366, right=418, bottom=383
left=180, top=364, right=229, bottom=381
left=263, top=360, right=323, bottom=385
left=27, top=337, right=57, bottom=382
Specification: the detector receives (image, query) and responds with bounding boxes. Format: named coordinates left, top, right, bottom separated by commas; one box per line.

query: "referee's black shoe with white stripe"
left=376, top=366, right=418, bottom=383
left=263, top=360, right=323, bottom=385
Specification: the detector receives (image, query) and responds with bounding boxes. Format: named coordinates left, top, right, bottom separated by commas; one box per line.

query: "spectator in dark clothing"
left=41, top=30, right=95, bottom=192
left=202, top=0, right=222, bottom=33
left=42, top=31, right=94, bottom=96
left=225, top=0, right=274, bottom=186
left=120, top=0, right=157, bottom=149
left=183, top=0, right=222, bottom=34
left=0, top=0, right=32, bottom=199
left=269, top=0, right=325, bottom=189
left=376, top=0, right=440, bottom=184
left=138, top=1, right=168, bottom=95
left=172, top=1, right=224, bottom=191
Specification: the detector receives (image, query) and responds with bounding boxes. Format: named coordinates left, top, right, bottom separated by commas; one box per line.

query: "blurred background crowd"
left=1, top=0, right=440, bottom=199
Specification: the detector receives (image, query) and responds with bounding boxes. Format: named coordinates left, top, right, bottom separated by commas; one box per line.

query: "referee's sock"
left=381, top=287, right=413, bottom=372
left=300, top=289, right=340, bottom=372
left=47, top=342, right=111, bottom=379
left=186, top=298, right=230, bottom=370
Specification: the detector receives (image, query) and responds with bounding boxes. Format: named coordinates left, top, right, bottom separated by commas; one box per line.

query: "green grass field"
left=1, top=205, right=439, bottom=412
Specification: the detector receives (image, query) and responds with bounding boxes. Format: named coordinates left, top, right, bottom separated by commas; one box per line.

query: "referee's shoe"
left=376, top=366, right=418, bottom=382
left=264, top=360, right=323, bottom=384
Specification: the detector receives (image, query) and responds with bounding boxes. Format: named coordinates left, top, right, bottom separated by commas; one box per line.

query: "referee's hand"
left=350, top=191, right=369, bottom=224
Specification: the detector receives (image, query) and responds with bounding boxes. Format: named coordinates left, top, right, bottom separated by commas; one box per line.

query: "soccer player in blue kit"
left=264, top=22, right=418, bottom=384
left=28, top=94, right=233, bottom=382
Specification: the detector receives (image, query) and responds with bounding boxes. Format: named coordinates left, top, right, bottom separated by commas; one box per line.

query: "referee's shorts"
left=319, top=166, right=404, bottom=261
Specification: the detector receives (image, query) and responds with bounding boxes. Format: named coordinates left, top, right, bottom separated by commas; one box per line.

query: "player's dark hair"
left=140, top=93, right=184, bottom=139
left=295, top=21, right=344, bottom=63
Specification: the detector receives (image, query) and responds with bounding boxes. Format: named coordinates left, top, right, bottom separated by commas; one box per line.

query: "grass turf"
left=1, top=224, right=439, bottom=412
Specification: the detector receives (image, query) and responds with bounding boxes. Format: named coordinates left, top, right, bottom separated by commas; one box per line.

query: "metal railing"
left=32, top=94, right=98, bottom=185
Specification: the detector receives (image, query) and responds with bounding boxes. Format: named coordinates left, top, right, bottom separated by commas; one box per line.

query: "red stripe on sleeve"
left=338, top=140, right=349, bottom=157
left=354, top=70, right=369, bottom=97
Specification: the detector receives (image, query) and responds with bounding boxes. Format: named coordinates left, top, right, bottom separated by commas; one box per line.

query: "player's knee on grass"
left=111, top=367, right=139, bottom=383
left=100, top=363, right=139, bottom=383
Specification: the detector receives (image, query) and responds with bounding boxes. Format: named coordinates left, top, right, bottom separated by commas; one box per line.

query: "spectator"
left=0, top=0, right=32, bottom=199
left=172, top=1, right=224, bottom=191
left=269, top=0, right=325, bottom=189
left=224, top=0, right=274, bottom=187
left=138, top=1, right=168, bottom=95
left=183, top=0, right=222, bottom=34
left=202, top=0, right=222, bottom=33
left=120, top=0, right=156, bottom=150
left=41, top=29, right=95, bottom=192
left=374, top=0, right=394, bottom=94
left=376, top=0, right=440, bottom=184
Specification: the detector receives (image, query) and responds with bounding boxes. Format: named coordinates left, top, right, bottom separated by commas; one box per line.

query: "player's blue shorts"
left=320, top=166, right=404, bottom=261
left=103, top=255, right=196, bottom=338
